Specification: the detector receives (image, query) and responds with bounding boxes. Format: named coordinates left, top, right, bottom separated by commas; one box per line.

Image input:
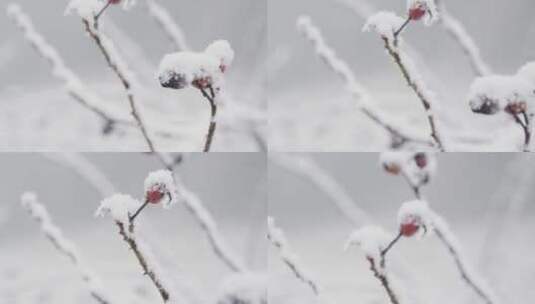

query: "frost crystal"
left=157, top=40, right=234, bottom=90
left=468, top=75, right=535, bottom=115
left=144, top=169, right=179, bottom=208
left=363, top=11, right=405, bottom=41
left=95, top=194, right=142, bottom=224
left=216, top=273, right=268, bottom=304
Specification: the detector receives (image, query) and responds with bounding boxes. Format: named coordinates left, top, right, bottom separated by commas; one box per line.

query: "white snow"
left=363, top=11, right=405, bottom=41
left=64, top=0, right=102, bottom=21
left=95, top=193, right=142, bottom=225
left=407, top=0, right=438, bottom=25
left=516, top=61, right=535, bottom=85
left=468, top=75, right=535, bottom=115
left=157, top=40, right=234, bottom=90
left=144, top=169, right=179, bottom=208
left=216, top=273, right=268, bottom=304
left=397, top=200, right=434, bottom=237
left=344, top=226, right=391, bottom=270
left=204, top=40, right=235, bottom=71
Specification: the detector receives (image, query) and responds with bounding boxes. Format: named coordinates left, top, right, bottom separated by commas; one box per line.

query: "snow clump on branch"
left=468, top=75, right=535, bottom=115
left=216, top=273, right=268, bottom=304
left=345, top=226, right=392, bottom=272
left=157, top=40, right=234, bottom=90
left=95, top=194, right=142, bottom=225
left=363, top=11, right=405, bottom=41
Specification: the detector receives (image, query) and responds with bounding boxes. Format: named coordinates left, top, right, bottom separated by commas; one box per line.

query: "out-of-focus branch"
left=267, top=217, right=323, bottom=297
left=82, top=18, right=157, bottom=152
left=297, top=16, right=433, bottom=149
left=270, top=154, right=372, bottom=226
left=21, top=192, right=112, bottom=304
left=436, top=0, right=492, bottom=77
left=146, top=0, right=190, bottom=51
left=172, top=171, right=247, bottom=272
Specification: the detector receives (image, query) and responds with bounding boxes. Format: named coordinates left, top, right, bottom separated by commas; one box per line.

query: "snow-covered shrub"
left=216, top=273, right=268, bottom=304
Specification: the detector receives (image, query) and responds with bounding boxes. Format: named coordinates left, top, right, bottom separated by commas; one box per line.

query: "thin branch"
left=200, top=86, right=218, bottom=152
left=297, top=16, right=434, bottom=149
left=21, top=193, right=112, bottom=304
left=267, top=217, right=322, bottom=296
left=82, top=19, right=157, bottom=152
left=436, top=0, right=492, bottom=77
left=367, top=257, right=400, bottom=304
left=115, top=221, right=171, bottom=302
left=381, top=36, right=445, bottom=151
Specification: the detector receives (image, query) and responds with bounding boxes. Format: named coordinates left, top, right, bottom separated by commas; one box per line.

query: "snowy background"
left=269, top=153, right=535, bottom=304
left=0, top=153, right=267, bottom=303
left=0, top=0, right=266, bottom=151
left=268, top=0, right=535, bottom=151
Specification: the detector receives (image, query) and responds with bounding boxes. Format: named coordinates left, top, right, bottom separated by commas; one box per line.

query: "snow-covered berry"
left=409, top=5, right=426, bottom=21
left=400, top=216, right=420, bottom=237
left=146, top=188, right=165, bottom=204
left=414, top=152, right=427, bottom=169
left=144, top=170, right=179, bottom=208
left=204, top=40, right=234, bottom=73
left=468, top=75, right=535, bottom=116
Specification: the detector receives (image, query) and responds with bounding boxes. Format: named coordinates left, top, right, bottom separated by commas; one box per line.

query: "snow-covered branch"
left=173, top=172, right=247, bottom=272
left=364, top=12, right=446, bottom=151
left=96, top=193, right=174, bottom=303
left=345, top=226, right=404, bottom=304
left=64, top=1, right=158, bottom=152
left=297, top=15, right=433, bottom=148
left=267, top=217, right=323, bottom=297
left=436, top=0, right=492, bottom=77
left=270, top=154, right=372, bottom=226
left=21, top=192, right=112, bottom=304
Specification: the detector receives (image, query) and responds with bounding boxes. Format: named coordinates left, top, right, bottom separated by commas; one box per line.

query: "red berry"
left=400, top=221, right=419, bottom=237
left=147, top=189, right=164, bottom=204
left=109, top=0, right=121, bottom=4
left=383, top=163, right=401, bottom=175
left=192, top=77, right=213, bottom=89
left=505, top=101, right=527, bottom=115
left=414, top=153, right=427, bottom=169
left=409, top=6, right=426, bottom=21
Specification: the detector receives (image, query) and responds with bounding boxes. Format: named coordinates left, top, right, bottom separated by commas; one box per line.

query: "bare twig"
left=367, top=257, right=400, bottom=304
left=82, top=19, right=157, bottom=152
left=267, top=217, right=322, bottom=296
left=512, top=111, right=531, bottom=152
left=21, top=193, right=112, bottom=304
left=297, top=16, right=433, bottom=149
left=381, top=37, right=445, bottom=151
left=116, top=221, right=170, bottom=302
left=200, top=86, right=218, bottom=152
